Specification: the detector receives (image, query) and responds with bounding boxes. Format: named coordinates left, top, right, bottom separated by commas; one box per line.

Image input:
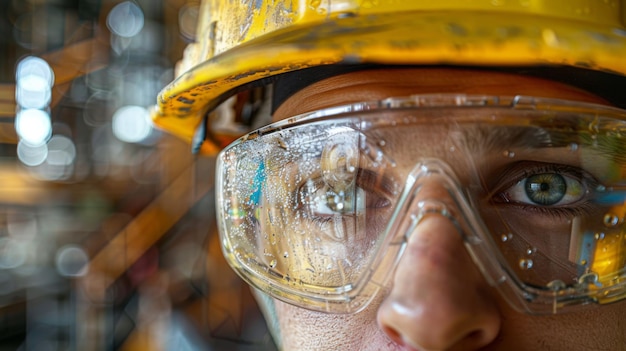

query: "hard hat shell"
left=153, top=0, right=626, bottom=154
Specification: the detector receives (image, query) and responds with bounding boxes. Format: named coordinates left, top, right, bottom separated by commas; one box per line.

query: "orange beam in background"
left=42, top=36, right=110, bottom=86
left=0, top=85, right=15, bottom=118
left=86, top=160, right=213, bottom=286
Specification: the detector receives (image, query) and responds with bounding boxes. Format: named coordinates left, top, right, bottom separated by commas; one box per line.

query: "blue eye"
left=524, top=173, right=567, bottom=206
left=507, top=173, right=584, bottom=206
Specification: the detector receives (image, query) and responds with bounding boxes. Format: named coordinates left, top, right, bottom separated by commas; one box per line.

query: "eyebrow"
left=377, top=123, right=551, bottom=157
left=460, top=123, right=626, bottom=165
left=458, top=125, right=553, bottom=153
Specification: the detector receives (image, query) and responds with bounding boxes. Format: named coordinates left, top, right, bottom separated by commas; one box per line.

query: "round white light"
left=15, top=109, right=52, bottom=146
left=107, top=1, right=144, bottom=38
left=56, top=245, right=89, bottom=277
left=16, top=74, right=51, bottom=109
left=17, top=140, right=48, bottom=166
left=47, top=135, right=76, bottom=166
left=16, top=56, right=54, bottom=87
left=112, top=105, right=152, bottom=143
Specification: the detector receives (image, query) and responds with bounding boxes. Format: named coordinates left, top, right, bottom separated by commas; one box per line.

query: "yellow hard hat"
left=152, top=0, right=626, bottom=155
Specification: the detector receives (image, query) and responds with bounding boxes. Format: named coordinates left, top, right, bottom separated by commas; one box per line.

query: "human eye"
left=492, top=161, right=599, bottom=216
left=297, top=169, right=392, bottom=220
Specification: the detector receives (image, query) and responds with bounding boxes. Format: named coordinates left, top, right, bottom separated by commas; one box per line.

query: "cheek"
left=493, top=299, right=626, bottom=349
left=274, top=296, right=390, bottom=350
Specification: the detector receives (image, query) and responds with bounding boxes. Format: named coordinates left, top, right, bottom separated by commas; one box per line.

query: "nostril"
left=466, top=329, right=489, bottom=345
left=383, top=325, right=423, bottom=351
left=382, top=325, right=403, bottom=345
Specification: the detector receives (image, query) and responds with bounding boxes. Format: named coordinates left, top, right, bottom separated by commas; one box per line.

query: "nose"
left=377, top=184, right=501, bottom=350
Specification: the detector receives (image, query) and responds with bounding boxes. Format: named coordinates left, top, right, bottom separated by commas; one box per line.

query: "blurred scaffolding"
left=0, top=0, right=276, bottom=350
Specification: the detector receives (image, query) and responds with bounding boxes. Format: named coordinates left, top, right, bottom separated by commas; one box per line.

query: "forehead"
left=273, top=68, right=609, bottom=122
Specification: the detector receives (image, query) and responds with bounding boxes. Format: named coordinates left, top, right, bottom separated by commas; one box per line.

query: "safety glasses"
left=216, top=95, right=626, bottom=314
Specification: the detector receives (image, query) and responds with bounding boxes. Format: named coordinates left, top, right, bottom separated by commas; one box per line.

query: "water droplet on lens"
left=569, top=142, right=579, bottom=151
left=594, top=232, right=606, bottom=240
left=269, top=259, right=277, bottom=268
left=501, top=233, right=513, bottom=242
left=503, top=150, right=515, bottom=158
left=603, top=213, right=620, bottom=227
left=519, top=258, right=533, bottom=270
left=526, top=247, right=536, bottom=255
left=283, top=252, right=289, bottom=258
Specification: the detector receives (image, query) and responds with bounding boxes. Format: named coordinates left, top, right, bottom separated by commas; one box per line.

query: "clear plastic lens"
left=216, top=95, right=626, bottom=314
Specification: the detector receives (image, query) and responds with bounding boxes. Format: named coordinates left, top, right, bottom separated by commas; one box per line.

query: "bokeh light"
left=17, top=141, right=48, bottom=166
left=112, top=105, right=153, bottom=143
left=178, top=3, right=200, bottom=42
left=16, top=56, right=54, bottom=87
left=1, top=1, right=277, bottom=350
left=56, top=245, right=89, bottom=277
left=16, top=73, right=51, bottom=109
left=46, top=135, right=76, bottom=167
left=15, top=108, right=52, bottom=146
left=107, top=2, right=145, bottom=38
left=0, top=238, right=27, bottom=269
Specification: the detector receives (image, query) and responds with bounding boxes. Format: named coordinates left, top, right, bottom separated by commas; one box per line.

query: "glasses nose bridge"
left=384, top=158, right=513, bottom=291
left=395, top=159, right=473, bottom=241
left=378, top=158, right=504, bottom=284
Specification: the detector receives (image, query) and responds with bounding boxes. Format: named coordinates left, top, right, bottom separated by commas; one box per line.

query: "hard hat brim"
left=153, top=10, right=626, bottom=153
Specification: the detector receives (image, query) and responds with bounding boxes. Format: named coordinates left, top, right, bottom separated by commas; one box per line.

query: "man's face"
left=264, top=68, right=626, bottom=351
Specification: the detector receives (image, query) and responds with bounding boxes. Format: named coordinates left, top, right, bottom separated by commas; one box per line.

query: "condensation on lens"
left=519, top=258, right=533, bottom=270
left=321, top=133, right=358, bottom=191
left=603, top=213, right=620, bottom=227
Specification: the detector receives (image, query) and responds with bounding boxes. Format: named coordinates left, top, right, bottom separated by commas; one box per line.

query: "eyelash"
left=508, top=202, right=595, bottom=219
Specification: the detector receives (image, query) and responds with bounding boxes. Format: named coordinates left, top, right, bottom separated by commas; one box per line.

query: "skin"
left=261, top=68, right=626, bottom=351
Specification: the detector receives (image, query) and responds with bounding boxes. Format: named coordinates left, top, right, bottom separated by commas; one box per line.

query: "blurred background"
left=0, top=0, right=277, bottom=350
